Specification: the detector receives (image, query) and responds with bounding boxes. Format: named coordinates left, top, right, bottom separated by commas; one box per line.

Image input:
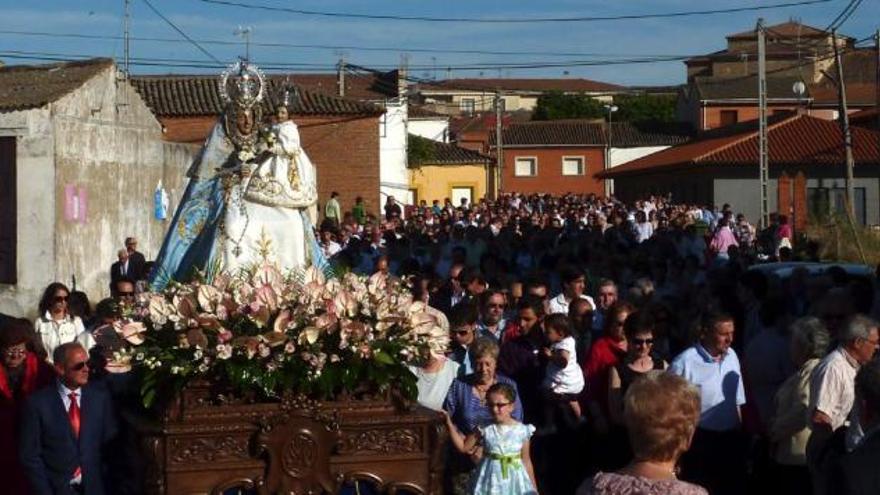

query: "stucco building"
left=0, top=59, right=196, bottom=317
left=408, top=135, right=491, bottom=205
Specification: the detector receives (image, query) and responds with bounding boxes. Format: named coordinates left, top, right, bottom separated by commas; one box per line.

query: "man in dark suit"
left=833, top=358, right=880, bottom=494
left=124, top=237, right=146, bottom=281
left=109, top=249, right=130, bottom=287
left=20, top=342, right=118, bottom=495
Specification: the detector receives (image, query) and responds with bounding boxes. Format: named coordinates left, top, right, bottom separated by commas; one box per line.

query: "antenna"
left=123, top=0, right=131, bottom=79
left=234, top=26, right=252, bottom=61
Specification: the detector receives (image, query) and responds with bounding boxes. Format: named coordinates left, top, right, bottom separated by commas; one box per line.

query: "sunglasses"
left=70, top=361, right=89, bottom=371
left=487, top=402, right=510, bottom=409
left=54, top=296, right=69, bottom=303
left=632, top=338, right=654, bottom=346
left=117, top=291, right=135, bottom=298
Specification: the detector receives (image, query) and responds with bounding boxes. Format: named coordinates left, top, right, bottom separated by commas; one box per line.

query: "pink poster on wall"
left=63, top=184, right=88, bottom=223
left=77, top=186, right=87, bottom=224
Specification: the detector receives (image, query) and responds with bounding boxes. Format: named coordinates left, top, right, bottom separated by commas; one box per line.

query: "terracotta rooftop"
left=497, top=119, right=607, bottom=146
left=288, top=70, right=399, bottom=100
left=420, top=77, right=625, bottom=94
left=492, top=119, right=691, bottom=147
left=131, top=75, right=382, bottom=118
left=408, top=135, right=491, bottom=166
left=599, top=114, right=880, bottom=178
left=0, top=58, right=113, bottom=113
left=727, top=21, right=833, bottom=40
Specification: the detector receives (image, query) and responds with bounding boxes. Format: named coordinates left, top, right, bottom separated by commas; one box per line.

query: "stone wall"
left=0, top=66, right=196, bottom=318
left=0, top=107, right=55, bottom=317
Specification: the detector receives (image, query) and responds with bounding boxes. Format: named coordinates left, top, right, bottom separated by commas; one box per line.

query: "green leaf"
left=373, top=350, right=395, bottom=366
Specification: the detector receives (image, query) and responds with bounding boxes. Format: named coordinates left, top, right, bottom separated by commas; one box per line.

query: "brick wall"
left=502, top=147, right=606, bottom=196
left=159, top=114, right=381, bottom=216
left=702, top=104, right=799, bottom=130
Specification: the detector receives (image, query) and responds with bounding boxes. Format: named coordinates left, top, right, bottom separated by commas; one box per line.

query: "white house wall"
left=380, top=101, right=411, bottom=205
left=409, top=118, right=449, bottom=143
left=608, top=146, right=670, bottom=168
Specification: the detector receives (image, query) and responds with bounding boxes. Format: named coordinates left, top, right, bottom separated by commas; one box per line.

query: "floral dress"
left=471, top=423, right=537, bottom=495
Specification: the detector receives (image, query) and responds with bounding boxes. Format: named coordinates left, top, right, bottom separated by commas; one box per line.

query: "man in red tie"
left=20, top=342, right=118, bottom=494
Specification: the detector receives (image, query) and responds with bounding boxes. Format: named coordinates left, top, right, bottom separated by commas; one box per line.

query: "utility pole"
left=875, top=30, right=879, bottom=138
left=494, top=91, right=504, bottom=200
left=123, top=0, right=131, bottom=79
left=833, top=28, right=856, bottom=220
left=337, top=55, right=346, bottom=98
left=757, top=19, right=770, bottom=229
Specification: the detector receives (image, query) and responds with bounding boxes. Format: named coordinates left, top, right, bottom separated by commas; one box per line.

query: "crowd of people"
left=1, top=191, right=879, bottom=494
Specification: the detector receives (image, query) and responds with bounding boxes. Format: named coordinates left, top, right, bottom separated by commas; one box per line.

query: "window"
left=720, top=110, right=738, bottom=127
left=808, top=186, right=867, bottom=225
left=0, top=137, right=16, bottom=284
left=460, top=98, right=476, bottom=116
left=514, top=157, right=537, bottom=177
left=562, top=156, right=585, bottom=176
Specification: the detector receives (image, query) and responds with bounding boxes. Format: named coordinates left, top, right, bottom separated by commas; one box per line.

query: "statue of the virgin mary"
left=150, top=61, right=326, bottom=289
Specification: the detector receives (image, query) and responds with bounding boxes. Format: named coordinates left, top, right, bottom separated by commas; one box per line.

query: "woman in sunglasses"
left=0, top=318, right=54, bottom=494
left=608, top=312, right=668, bottom=426
left=33, top=282, right=95, bottom=363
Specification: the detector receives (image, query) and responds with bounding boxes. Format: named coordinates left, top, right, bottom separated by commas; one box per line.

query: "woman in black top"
left=608, top=312, right=668, bottom=426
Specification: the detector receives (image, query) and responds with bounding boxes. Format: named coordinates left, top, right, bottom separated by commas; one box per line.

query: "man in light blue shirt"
left=669, top=312, right=747, bottom=495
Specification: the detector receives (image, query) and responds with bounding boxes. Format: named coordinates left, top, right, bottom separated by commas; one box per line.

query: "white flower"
left=284, top=341, right=296, bottom=354
left=193, top=349, right=204, bottom=361
left=216, top=344, right=233, bottom=360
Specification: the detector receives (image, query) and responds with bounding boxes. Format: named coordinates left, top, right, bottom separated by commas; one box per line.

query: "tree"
left=613, top=94, right=677, bottom=123
left=531, top=91, right=678, bottom=123
left=407, top=134, right=437, bottom=166
left=532, top=91, right=605, bottom=121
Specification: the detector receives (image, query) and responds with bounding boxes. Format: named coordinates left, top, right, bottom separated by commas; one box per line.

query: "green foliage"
left=532, top=92, right=677, bottom=123
left=407, top=135, right=437, bottom=166
left=614, top=94, right=677, bottom=123
left=532, top=91, right=605, bottom=121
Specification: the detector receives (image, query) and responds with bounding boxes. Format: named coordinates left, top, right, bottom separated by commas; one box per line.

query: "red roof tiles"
left=599, top=114, right=880, bottom=178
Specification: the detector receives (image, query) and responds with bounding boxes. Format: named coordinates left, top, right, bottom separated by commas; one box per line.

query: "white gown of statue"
left=222, top=119, right=318, bottom=273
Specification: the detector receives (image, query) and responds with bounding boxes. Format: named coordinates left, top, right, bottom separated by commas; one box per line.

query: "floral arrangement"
left=119, top=266, right=448, bottom=409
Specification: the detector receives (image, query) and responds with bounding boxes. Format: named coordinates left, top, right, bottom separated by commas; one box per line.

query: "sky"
left=0, top=0, right=876, bottom=86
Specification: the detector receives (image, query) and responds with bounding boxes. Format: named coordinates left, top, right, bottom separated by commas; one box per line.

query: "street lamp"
left=604, top=104, right=619, bottom=197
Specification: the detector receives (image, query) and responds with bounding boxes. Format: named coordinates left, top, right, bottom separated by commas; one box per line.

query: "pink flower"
left=119, top=321, right=147, bottom=345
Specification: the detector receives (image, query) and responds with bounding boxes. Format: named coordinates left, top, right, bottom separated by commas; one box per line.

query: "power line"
left=0, top=29, right=700, bottom=59
left=140, top=0, right=222, bottom=64
left=198, top=0, right=833, bottom=24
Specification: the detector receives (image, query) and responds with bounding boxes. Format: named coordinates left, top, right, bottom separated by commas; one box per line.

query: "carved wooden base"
left=135, top=384, right=447, bottom=495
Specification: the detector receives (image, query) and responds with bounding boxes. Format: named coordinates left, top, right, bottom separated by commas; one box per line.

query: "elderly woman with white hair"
left=768, top=316, right=830, bottom=495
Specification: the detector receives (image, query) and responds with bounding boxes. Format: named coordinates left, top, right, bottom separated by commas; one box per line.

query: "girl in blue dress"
left=448, top=383, right=538, bottom=495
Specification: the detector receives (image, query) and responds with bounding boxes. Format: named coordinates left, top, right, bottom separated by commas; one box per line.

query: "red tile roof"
left=0, top=58, right=113, bottom=113
left=290, top=70, right=399, bottom=100
left=421, top=77, right=625, bottom=94
left=409, top=135, right=490, bottom=166
left=132, top=75, right=382, bottom=117
left=599, top=114, right=880, bottom=178
left=498, top=119, right=607, bottom=146
left=727, top=21, right=832, bottom=40
left=492, top=119, right=691, bottom=147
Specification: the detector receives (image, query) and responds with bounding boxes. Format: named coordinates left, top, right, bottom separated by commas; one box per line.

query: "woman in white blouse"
left=33, top=282, right=94, bottom=363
